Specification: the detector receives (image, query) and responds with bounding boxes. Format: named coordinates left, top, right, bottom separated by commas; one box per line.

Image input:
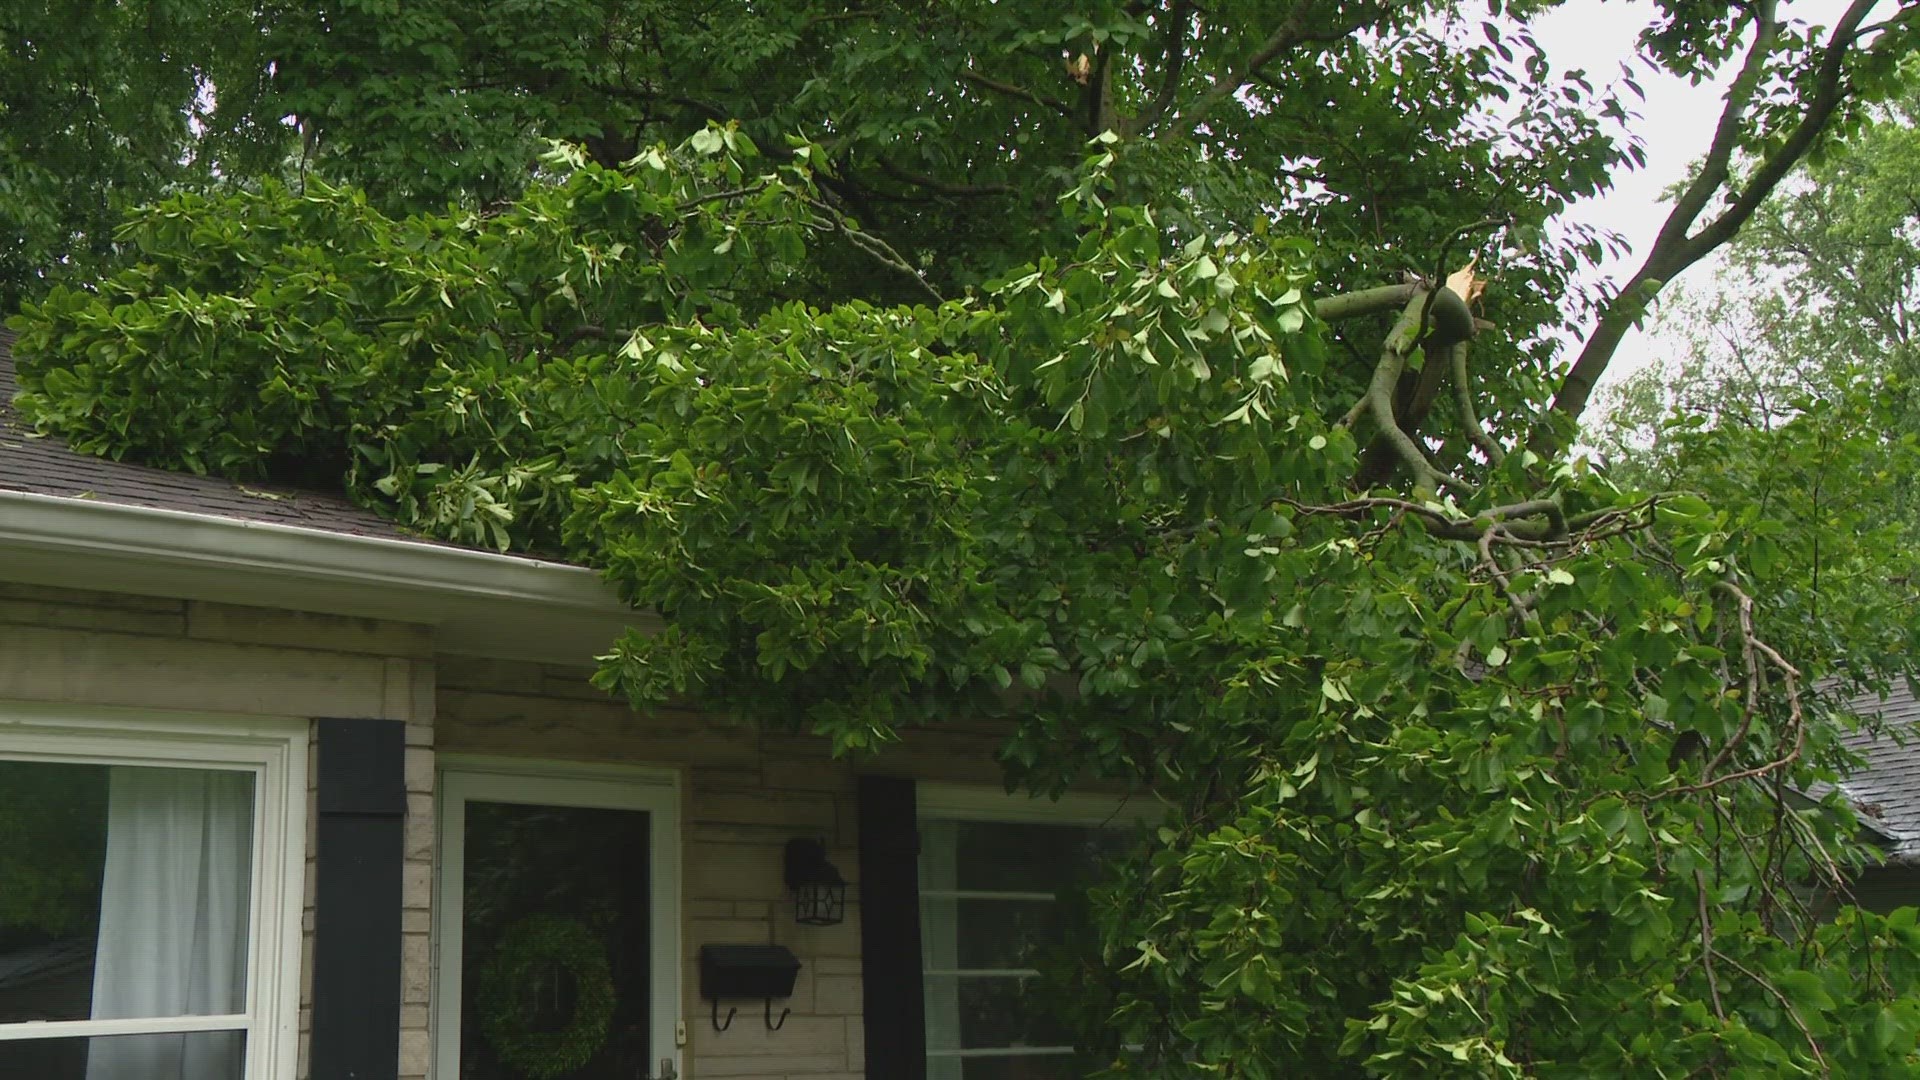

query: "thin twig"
left=805, top=205, right=945, bottom=303
left=681, top=181, right=772, bottom=210
left=1712, top=947, right=1831, bottom=1075
left=1695, top=869, right=1728, bottom=1021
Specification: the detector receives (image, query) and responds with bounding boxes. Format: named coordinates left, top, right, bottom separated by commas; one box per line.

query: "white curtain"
left=921, top=819, right=963, bottom=1080
left=86, top=766, right=253, bottom=1080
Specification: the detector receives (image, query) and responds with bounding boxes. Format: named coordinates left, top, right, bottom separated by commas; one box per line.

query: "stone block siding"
left=0, top=584, right=434, bottom=1080
left=437, top=658, right=1013, bottom=1080
left=0, top=583, right=1021, bottom=1080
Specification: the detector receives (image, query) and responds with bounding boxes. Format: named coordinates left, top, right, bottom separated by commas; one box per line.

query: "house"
left=1830, top=686, right=1920, bottom=913
left=0, top=329, right=1134, bottom=1080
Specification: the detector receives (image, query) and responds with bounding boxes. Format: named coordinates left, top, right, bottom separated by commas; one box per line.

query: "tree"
left=1599, top=80, right=1920, bottom=456
left=13, top=1, right=1920, bottom=1074
left=0, top=0, right=275, bottom=310
left=1594, top=82, right=1920, bottom=673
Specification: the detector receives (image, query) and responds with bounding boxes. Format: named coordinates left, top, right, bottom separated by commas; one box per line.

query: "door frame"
left=432, top=757, right=682, bottom=1079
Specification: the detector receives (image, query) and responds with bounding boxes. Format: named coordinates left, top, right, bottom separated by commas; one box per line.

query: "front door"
left=434, top=766, right=680, bottom=1080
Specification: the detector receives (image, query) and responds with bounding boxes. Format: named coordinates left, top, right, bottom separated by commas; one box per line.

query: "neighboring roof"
left=1837, top=686, right=1920, bottom=864
left=1, top=329, right=411, bottom=539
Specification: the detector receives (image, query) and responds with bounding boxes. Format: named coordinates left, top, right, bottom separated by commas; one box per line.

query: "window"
left=434, top=761, right=681, bottom=1080
left=918, top=785, right=1132, bottom=1080
left=0, top=705, right=307, bottom=1080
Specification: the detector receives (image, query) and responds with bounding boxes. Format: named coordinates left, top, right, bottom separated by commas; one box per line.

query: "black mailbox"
left=701, top=944, right=801, bottom=999
left=700, top=944, right=801, bottom=1032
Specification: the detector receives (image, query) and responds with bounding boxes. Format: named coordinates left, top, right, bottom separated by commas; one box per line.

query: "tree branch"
left=1358, top=290, right=1470, bottom=494
left=1656, top=0, right=1784, bottom=261
left=1175, top=2, right=1413, bottom=136
left=876, top=159, right=1012, bottom=197
left=1085, top=44, right=1120, bottom=136
left=1451, top=340, right=1505, bottom=465
left=1127, top=0, right=1193, bottom=136
left=1711, top=947, right=1831, bottom=1074
left=1543, top=0, right=1890, bottom=438
left=960, top=67, right=1075, bottom=118
left=802, top=198, right=945, bottom=303
left=1695, top=869, right=1729, bottom=1022
left=1315, top=282, right=1419, bottom=322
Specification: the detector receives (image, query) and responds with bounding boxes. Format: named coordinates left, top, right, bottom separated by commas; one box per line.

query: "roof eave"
left=0, top=489, right=654, bottom=664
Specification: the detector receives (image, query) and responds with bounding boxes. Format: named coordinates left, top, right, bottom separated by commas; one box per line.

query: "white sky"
left=1525, top=0, right=1862, bottom=391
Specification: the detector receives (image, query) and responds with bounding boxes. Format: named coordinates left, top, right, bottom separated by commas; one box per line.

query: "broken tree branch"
left=1315, top=282, right=1420, bottom=322
left=1452, top=341, right=1504, bottom=464
left=1361, top=290, right=1470, bottom=494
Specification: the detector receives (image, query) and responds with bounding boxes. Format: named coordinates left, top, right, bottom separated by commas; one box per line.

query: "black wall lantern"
left=783, top=837, right=847, bottom=927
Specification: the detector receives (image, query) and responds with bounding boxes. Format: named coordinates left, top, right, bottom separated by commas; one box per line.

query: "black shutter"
left=311, top=718, right=407, bottom=1080
left=857, top=775, right=926, bottom=1079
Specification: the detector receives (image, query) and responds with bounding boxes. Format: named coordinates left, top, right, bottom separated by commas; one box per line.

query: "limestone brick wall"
left=0, top=580, right=1023, bottom=1080
left=437, top=657, right=1013, bottom=1080
left=0, top=583, right=436, bottom=1080
left=401, top=683, right=437, bottom=1080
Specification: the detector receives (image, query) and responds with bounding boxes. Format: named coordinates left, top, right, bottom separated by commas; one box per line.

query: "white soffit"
left=0, top=490, right=655, bottom=664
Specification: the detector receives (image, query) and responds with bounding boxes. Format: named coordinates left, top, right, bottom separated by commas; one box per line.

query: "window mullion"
left=0, top=1014, right=252, bottom=1042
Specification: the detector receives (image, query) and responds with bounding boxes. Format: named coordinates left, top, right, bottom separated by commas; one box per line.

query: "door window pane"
left=0, top=762, right=254, bottom=1026
left=459, top=801, right=651, bottom=1080
left=0, top=1029, right=245, bottom=1080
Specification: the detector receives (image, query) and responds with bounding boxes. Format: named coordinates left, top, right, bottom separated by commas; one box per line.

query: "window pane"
left=922, top=974, right=1073, bottom=1052
left=945, top=821, right=1123, bottom=892
left=459, top=801, right=651, bottom=1080
left=935, top=898, right=1065, bottom=969
left=0, top=762, right=255, bottom=1026
left=0, top=1029, right=245, bottom=1079
left=956, top=1054, right=1080, bottom=1080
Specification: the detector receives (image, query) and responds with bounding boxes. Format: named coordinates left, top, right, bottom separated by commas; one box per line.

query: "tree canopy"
left=12, top=1, right=1920, bottom=1075
left=1594, top=85, right=1920, bottom=674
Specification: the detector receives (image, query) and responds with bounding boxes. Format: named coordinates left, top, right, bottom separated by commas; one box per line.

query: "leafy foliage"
left=1594, top=84, right=1920, bottom=674
left=13, top=0, right=1920, bottom=1074
left=0, top=0, right=261, bottom=309
left=15, top=131, right=1920, bottom=1074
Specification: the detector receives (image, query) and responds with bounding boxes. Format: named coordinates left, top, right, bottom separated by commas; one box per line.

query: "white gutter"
left=0, top=489, right=655, bottom=663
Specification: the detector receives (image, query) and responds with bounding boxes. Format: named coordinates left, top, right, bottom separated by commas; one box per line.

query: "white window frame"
left=0, top=701, right=309, bottom=1080
left=916, top=784, right=1143, bottom=1071
left=432, top=756, right=682, bottom=1080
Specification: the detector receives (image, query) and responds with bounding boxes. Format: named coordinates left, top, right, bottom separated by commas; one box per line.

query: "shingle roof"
left=1, top=328, right=417, bottom=539
left=1837, top=687, right=1920, bottom=863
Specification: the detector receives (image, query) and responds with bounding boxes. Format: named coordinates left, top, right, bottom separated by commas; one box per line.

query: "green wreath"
left=475, top=915, right=616, bottom=1080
